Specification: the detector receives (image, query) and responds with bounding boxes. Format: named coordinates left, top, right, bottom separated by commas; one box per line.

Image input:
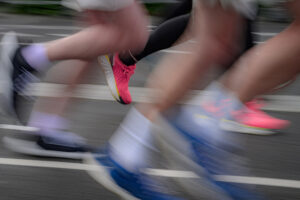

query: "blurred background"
left=0, top=0, right=291, bottom=21
left=0, top=1, right=299, bottom=200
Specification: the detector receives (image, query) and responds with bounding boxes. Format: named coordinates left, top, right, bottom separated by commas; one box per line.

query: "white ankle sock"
left=109, top=107, right=156, bottom=173
left=21, top=44, right=51, bottom=72
left=28, top=111, right=69, bottom=131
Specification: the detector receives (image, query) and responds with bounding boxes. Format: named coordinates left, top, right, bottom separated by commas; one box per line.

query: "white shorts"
left=198, top=0, right=292, bottom=19
left=62, top=0, right=134, bottom=12
left=196, top=0, right=257, bottom=19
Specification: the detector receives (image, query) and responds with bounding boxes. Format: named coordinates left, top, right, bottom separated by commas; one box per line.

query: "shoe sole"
left=98, top=56, right=127, bottom=105
left=154, top=116, right=233, bottom=200
left=84, top=153, right=139, bottom=200
left=3, top=136, right=86, bottom=160
left=220, top=119, right=277, bottom=135
left=0, top=32, right=18, bottom=117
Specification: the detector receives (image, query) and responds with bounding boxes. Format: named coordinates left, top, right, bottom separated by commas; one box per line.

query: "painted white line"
left=0, top=0, right=62, bottom=5
left=0, top=124, right=38, bottom=132
left=0, top=24, right=81, bottom=31
left=261, top=95, right=300, bottom=112
left=47, top=33, right=72, bottom=37
left=254, top=41, right=265, bottom=44
left=253, top=32, right=277, bottom=37
left=214, top=175, right=300, bottom=189
left=0, top=81, right=297, bottom=113
left=0, top=42, right=31, bottom=46
left=18, top=83, right=300, bottom=113
left=0, top=25, right=277, bottom=36
left=146, top=169, right=300, bottom=188
left=0, top=24, right=156, bottom=31
left=0, top=32, right=42, bottom=38
left=161, top=49, right=193, bottom=54
left=0, top=40, right=193, bottom=54
left=0, top=157, right=94, bottom=170
left=148, top=25, right=157, bottom=29
left=0, top=157, right=300, bottom=188
left=145, top=168, right=197, bottom=178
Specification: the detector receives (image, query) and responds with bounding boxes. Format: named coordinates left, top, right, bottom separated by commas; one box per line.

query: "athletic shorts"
left=62, top=0, right=134, bottom=12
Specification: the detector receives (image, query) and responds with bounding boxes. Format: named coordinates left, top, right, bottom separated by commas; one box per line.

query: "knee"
left=87, top=23, right=148, bottom=56
left=196, top=35, right=239, bottom=66
left=117, top=27, right=149, bottom=52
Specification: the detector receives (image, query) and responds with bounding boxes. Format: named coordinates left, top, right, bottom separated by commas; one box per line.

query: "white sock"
left=179, top=82, right=244, bottom=144
left=28, top=111, right=87, bottom=145
left=109, top=107, right=156, bottom=173
left=28, top=111, right=69, bottom=131
left=195, top=81, right=243, bottom=119
left=21, top=44, right=51, bottom=72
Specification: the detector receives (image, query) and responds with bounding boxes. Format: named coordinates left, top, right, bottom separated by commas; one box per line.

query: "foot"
left=221, top=99, right=290, bottom=135
left=155, top=106, right=264, bottom=200
left=0, top=32, right=39, bottom=120
left=85, top=151, right=184, bottom=200
left=3, top=130, right=94, bottom=159
left=99, top=54, right=136, bottom=104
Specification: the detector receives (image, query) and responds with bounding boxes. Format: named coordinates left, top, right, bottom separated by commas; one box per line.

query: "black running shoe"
left=3, top=130, right=95, bottom=159
left=0, top=32, right=38, bottom=120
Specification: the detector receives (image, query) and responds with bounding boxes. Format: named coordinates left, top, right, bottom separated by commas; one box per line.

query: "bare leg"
left=137, top=2, right=243, bottom=119
left=45, top=3, right=149, bottom=61
left=32, top=60, right=92, bottom=117
left=221, top=1, right=300, bottom=103
left=4, top=60, right=95, bottom=158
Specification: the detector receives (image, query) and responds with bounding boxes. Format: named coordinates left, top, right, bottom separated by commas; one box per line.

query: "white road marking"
left=0, top=81, right=296, bottom=113
left=17, top=83, right=300, bottom=113
left=148, top=25, right=157, bottom=28
left=0, top=24, right=278, bottom=38
left=47, top=33, right=72, bottom=37
left=0, top=24, right=155, bottom=31
left=144, top=168, right=197, bottom=178
left=253, top=32, right=278, bottom=37
left=161, top=49, right=193, bottom=54
left=0, top=42, right=36, bottom=46
left=0, top=157, right=300, bottom=189
left=254, top=41, right=265, bottom=44
left=0, top=32, right=42, bottom=38
left=0, top=30, right=275, bottom=55
left=0, top=158, right=92, bottom=170
left=146, top=169, right=300, bottom=188
left=0, top=25, right=278, bottom=36
left=0, top=124, right=38, bottom=132
left=214, top=175, right=300, bottom=189
left=0, top=0, right=62, bottom=5
left=0, top=24, right=81, bottom=30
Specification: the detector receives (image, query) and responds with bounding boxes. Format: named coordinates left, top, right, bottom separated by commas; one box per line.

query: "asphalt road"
left=0, top=13, right=299, bottom=200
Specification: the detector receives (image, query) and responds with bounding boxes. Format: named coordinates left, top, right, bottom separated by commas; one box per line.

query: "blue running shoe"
left=85, top=151, right=185, bottom=200
left=155, top=106, right=264, bottom=200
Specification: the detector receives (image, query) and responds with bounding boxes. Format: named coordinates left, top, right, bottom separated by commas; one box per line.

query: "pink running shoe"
left=99, top=54, right=136, bottom=104
left=221, top=99, right=290, bottom=135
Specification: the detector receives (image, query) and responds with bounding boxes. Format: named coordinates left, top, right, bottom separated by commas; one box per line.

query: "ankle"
left=119, top=50, right=138, bottom=66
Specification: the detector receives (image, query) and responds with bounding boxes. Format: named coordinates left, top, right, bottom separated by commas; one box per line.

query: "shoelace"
left=13, top=66, right=39, bottom=98
left=120, top=65, right=135, bottom=80
left=245, top=99, right=264, bottom=111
